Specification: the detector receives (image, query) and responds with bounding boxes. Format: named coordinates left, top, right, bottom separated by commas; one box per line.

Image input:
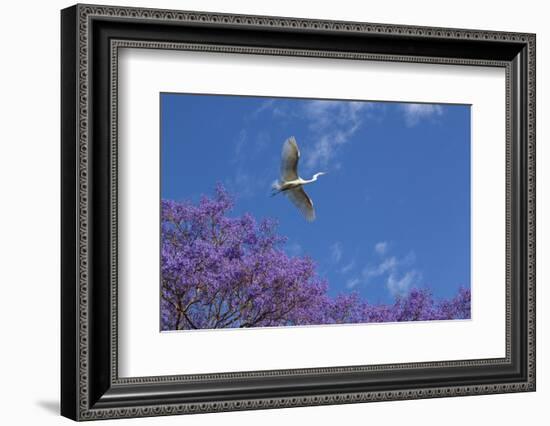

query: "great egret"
left=271, top=136, right=326, bottom=221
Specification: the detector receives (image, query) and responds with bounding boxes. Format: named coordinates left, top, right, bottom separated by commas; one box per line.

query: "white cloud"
left=374, top=241, right=388, bottom=255
left=330, top=242, right=343, bottom=263
left=225, top=167, right=268, bottom=199
left=401, top=103, right=444, bottom=127
left=387, top=270, right=422, bottom=296
left=226, top=170, right=254, bottom=198
left=230, top=127, right=272, bottom=195
left=287, top=242, right=303, bottom=257
left=401, top=251, right=416, bottom=266
left=250, top=99, right=294, bottom=121
left=359, top=249, right=420, bottom=296
left=302, top=100, right=375, bottom=170
left=252, top=99, right=276, bottom=117
left=233, top=129, right=248, bottom=159
left=304, top=100, right=371, bottom=129
left=255, top=131, right=271, bottom=152
left=346, top=278, right=361, bottom=289
left=234, top=129, right=273, bottom=160
left=362, top=256, right=398, bottom=279
left=340, top=260, right=355, bottom=274
left=247, top=98, right=379, bottom=172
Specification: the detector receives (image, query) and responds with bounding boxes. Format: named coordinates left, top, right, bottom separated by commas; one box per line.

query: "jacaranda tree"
left=161, top=185, right=470, bottom=330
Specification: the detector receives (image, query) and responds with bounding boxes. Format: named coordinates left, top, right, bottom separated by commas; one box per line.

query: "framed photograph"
left=61, top=4, right=536, bottom=421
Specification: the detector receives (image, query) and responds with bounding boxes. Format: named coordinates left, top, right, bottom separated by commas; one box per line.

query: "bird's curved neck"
left=303, top=173, right=323, bottom=184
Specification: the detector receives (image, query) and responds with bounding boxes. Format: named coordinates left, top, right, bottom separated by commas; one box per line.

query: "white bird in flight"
left=271, top=137, right=326, bottom=221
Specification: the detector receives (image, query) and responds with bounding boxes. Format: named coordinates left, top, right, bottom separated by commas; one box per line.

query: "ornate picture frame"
left=61, top=3, right=535, bottom=421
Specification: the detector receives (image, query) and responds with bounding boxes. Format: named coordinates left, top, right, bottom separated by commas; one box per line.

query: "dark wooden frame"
left=61, top=3, right=536, bottom=421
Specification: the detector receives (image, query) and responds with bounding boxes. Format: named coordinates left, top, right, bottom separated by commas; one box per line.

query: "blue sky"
left=161, top=93, right=471, bottom=304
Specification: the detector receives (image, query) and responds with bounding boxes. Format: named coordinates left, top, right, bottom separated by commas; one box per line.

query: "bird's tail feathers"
left=271, top=180, right=282, bottom=196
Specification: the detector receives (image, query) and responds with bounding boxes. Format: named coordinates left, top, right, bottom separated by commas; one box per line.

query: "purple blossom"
left=161, top=186, right=470, bottom=330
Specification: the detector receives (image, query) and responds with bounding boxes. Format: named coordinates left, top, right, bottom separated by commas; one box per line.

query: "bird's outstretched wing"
left=286, top=187, right=315, bottom=221
left=280, top=137, right=300, bottom=181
